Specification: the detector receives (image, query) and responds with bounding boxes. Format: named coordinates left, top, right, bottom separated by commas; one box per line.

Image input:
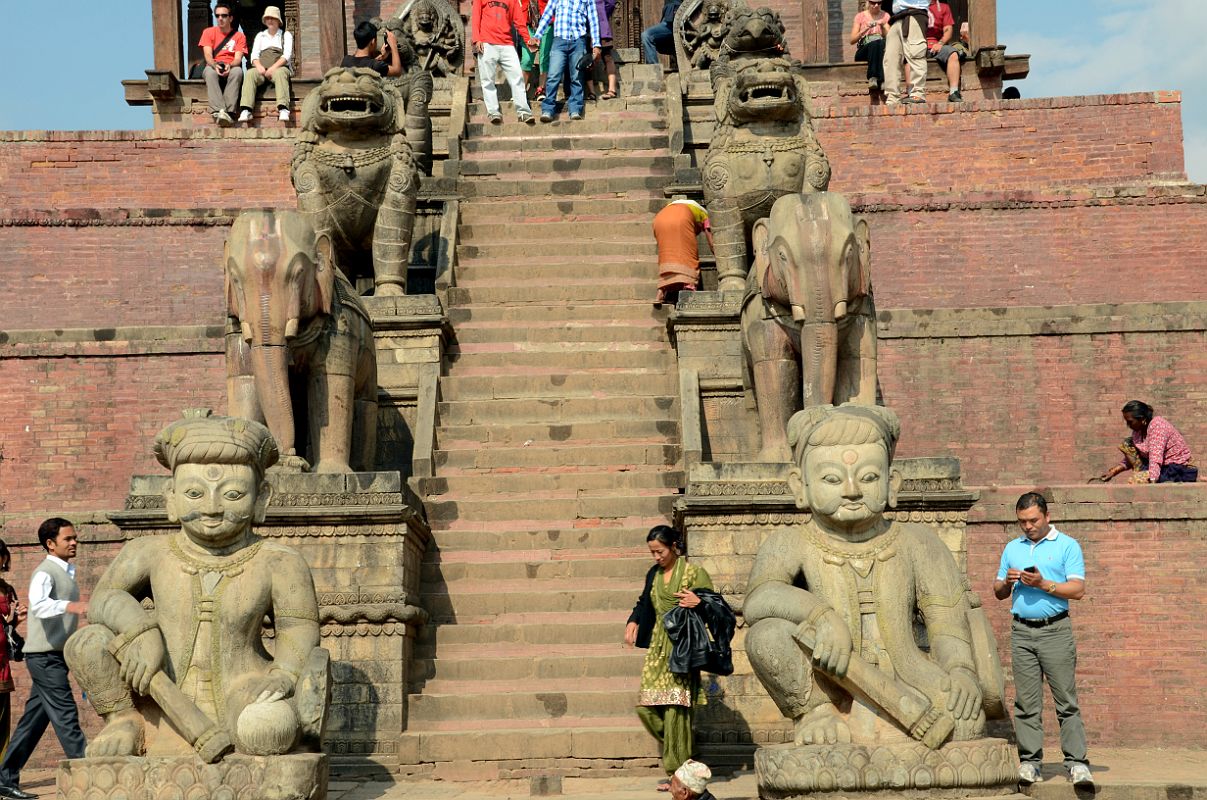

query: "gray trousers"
left=0, top=651, right=86, bottom=786
left=203, top=64, right=244, bottom=114
left=1011, top=617, right=1088, bottom=768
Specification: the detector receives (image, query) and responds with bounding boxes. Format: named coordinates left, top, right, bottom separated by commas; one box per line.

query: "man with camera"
left=199, top=2, right=248, bottom=127
left=994, top=493, right=1093, bottom=788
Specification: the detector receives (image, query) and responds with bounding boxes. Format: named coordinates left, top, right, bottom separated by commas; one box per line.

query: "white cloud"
left=1004, top=0, right=1207, bottom=180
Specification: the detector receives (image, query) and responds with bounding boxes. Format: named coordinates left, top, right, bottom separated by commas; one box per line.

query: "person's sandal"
left=656, top=779, right=672, bottom=792
left=600, top=90, right=617, bottom=100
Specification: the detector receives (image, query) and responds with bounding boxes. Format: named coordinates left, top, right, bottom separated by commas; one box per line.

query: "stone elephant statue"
left=741, top=193, right=878, bottom=462
left=224, top=210, right=378, bottom=472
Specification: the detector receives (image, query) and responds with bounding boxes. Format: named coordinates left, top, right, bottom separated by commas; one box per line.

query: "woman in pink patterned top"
left=1095, top=400, right=1198, bottom=483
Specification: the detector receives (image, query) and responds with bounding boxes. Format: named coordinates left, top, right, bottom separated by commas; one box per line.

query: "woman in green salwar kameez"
left=625, top=526, right=713, bottom=785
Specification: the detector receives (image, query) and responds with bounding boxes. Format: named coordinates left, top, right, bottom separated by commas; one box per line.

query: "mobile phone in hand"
left=1023, top=566, right=1039, bottom=574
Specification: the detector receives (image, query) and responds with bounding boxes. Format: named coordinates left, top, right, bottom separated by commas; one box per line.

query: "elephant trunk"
left=250, top=345, right=296, bottom=455
left=795, top=216, right=838, bottom=406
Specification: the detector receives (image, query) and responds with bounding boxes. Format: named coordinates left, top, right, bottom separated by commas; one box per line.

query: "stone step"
left=425, top=491, right=676, bottom=523
left=447, top=301, right=662, bottom=325
left=445, top=349, right=672, bottom=372
left=398, top=725, right=656, bottom=763
left=408, top=688, right=639, bottom=723
left=414, top=675, right=637, bottom=695
left=458, top=197, right=665, bottom=221
left=459, top=174, right=667, bottom=199
left=423, top=524, right=661, bottom=551
left=465, top=113, right=666, bottom=138
left=461, top=130, right=670, bottom=154
left=459, top=153, right=673, bottom=178
left=457, top=240, right=658, bottom=261
left=436, top=395, right=676, bottom=425
left=421, top=552, right=648, bottom=585
left=446, top=281, right=658, bottom=305
left=433, top=442, right=679, bottom=471
left=411, top=650, right=645, bottom=683
left=468, top=96, right=665, bottom=117
left=438, top=371, right=676, bottom=401
left=421, top=584, right=639, bottom=617
left=450, top=320, right=665, bottom=345
left=436, top=418, right=677, bottom=446
left=419, top=469, right=682, bottom=495
left=458, top=218, right=653, bottom=241
left=455, top=262, right=658, bottom=286
left=417, top=615, right=627, bottom=646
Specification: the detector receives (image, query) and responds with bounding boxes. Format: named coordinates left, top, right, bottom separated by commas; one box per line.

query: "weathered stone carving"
left=743, top=404, right=1010, bottom=795
left=65, top=411, right=331, bottom=769
left=703, top=7, right=830, bottom=291
left=292, top=68, right=421, bottom=295
left=674, top=0, right=738, bottom=72
left=742, top=193, right=877, bottom=462
left=224, top=210, right=378, bottom=473
left=394, top=0, right=464, bottom=77
left=373, top=16, right=437, bottom=176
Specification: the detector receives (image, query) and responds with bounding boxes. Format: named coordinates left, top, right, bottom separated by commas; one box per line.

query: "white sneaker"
left=237, top=109, right=252, bottom=124
left=1018, top=763, right=1042, bottom=785
left=278, top=108, right=291, bottom=122
left=1069, top=764, right=1093, bottom=787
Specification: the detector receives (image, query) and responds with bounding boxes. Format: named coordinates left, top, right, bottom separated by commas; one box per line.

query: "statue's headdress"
left=787, top=404, right=900, bottom=466
left=154, top=409, right=279, bottom=477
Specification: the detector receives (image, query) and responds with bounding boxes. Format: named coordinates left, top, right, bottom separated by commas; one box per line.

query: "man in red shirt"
left=472, top=0, right=537, bottom=124
left=198, top=2, right=248, bottom=126
left=926, top=1, right=964, bottom=103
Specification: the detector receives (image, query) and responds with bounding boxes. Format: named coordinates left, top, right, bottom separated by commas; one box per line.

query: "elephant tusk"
left=791, top=304, right=807, bottom=323
left=834, top=300, right=848, bottom=319
left=241, top=322, right=253, bottom=343
left=284, top=318, right=299, bottom=339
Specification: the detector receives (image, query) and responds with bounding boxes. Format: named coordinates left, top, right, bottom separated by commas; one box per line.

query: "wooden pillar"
left=968, top=0, right=996, bottom=51
left=152, top=0, right=185, bottom=75
left=799, top=0, right=829, bottom=64
left=318, top=0, right=348, bottom=74
left=187, top=0, right=212, bottom=75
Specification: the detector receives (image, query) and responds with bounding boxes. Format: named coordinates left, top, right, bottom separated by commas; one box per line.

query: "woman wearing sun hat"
left=238, top=6, right=294, bottom=124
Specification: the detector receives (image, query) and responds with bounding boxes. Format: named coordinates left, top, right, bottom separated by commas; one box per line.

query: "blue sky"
left=1, top=0, right=1203, bottom=180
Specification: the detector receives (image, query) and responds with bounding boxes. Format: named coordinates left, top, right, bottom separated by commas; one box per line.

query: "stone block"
left=57, top=753, right=328, bottom=800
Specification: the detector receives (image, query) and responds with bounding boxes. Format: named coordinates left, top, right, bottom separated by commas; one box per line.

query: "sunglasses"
left=216, top=12, right=231, bottom=18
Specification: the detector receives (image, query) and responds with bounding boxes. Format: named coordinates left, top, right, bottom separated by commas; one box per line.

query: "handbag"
left=257, top=46, right=285, bottom=67
left=5, top=622, right=23, bottom=663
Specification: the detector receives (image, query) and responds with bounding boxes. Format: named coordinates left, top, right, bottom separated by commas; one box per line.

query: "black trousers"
left=0, top=652, right=86, bottom=786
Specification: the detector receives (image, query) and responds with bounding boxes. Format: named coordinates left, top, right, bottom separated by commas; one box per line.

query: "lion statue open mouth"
left=308, top=68, right=392, bottom=133
left=731, top=64, right=799, bottom=120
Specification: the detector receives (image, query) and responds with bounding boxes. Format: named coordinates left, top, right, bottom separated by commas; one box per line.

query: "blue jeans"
left=641, top=22, right=673, bottom=64
left=543, top=36, right=586, bottom=117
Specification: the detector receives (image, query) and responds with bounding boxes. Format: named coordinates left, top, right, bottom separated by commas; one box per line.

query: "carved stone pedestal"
left=755, top=738, right=1017, bottom=798
left=57, top=753, right=328, bottom=800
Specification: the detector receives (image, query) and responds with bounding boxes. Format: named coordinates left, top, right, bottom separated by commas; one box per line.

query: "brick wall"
left=967, top=488, right=1207, bottom=747
left=0, top=347, right=225, bottom=515
left=2, top=225, right=228, bottom=329
left=880, top=326, right=1207, bottom=486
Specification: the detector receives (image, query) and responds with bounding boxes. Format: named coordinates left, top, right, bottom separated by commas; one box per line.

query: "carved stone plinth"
left=57, top=753, right=328, bottom=800
left=755, top=739, right=1017, bottom=798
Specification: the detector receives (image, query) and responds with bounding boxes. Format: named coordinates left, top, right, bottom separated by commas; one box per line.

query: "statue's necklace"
left=169, top=534, right=264, bottom=578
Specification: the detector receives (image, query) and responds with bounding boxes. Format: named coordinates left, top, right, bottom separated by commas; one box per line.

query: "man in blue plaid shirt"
left=531, top=0, right=602, bottom=121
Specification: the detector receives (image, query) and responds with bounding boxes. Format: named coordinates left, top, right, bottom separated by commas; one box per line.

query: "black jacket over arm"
left=627, top=565, right=659, bottom=649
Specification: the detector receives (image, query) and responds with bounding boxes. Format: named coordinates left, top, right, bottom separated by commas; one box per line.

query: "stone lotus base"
left=755, top=738, right=1017, bottom=799
left=57, top=753, right=327, bottom=800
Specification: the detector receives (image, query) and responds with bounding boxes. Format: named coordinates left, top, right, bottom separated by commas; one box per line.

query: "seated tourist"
left=238, top=6, right=294, bottom=124
left=926, top=0, right=965, bottom=102
left=1093, top=400, right=1198, bottom=483
left=342, top=21, right=403, bottom=77
left=199, top=2, right=248, bottom=126
left=850, top=0, right=890, bottom=91
left=642, top=0, right=681, bottom=66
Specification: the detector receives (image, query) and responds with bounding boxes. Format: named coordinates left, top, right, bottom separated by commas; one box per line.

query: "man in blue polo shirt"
left=994, top=492, right=1093, bottom=789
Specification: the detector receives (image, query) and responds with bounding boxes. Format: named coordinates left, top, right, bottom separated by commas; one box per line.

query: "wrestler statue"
left=65, top=411, right=330, bottom=763
left=745, top=405, right=1011, bottom=783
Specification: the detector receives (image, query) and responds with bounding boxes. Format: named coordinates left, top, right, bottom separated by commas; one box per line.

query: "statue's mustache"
left=179, top=510, right=252, bottom=525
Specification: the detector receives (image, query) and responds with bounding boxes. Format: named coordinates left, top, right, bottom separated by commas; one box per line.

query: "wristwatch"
left=1045, top=582, right=1058, bottom=593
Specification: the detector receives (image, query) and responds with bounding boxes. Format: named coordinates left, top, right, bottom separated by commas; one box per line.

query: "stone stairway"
left=403, top=68, right=684, bottom=780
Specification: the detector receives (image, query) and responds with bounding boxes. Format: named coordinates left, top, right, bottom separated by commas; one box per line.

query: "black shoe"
left=948, top=89, right=963, bottom=103
left=0, top=785, right=37, bottom=800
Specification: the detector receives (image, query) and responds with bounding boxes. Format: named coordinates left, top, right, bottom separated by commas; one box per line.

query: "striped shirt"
left=533, top=0, right=601, bottom=44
